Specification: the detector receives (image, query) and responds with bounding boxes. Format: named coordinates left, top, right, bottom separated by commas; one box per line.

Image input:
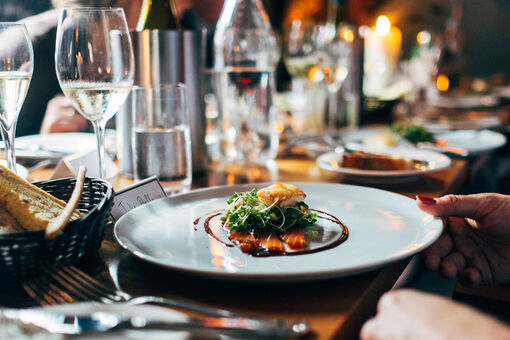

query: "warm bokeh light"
left=341, top=28, right=355, bottom=43
left=375, top=16, right=391, bottom=36
left=308, top=65, right=324, bottom=82
left=275, top=120, right=285, bottom=134
left=417, top=30, right=431, bottom=45
left=437, top=74, right=450, bottom=92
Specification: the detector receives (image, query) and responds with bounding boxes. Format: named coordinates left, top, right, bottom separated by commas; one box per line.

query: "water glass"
left=132, top=84, right=192, bottom=194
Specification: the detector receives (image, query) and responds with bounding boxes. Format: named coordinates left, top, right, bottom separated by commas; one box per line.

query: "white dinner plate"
left=14, top=131, right=116, bottom=161
left=114, top=182, right=443, bottom=282
left=340, top=127, right=506, bottom=156
left=317, top=148, right=451, bottom=183
left=434, top=129, right=507, bottom=155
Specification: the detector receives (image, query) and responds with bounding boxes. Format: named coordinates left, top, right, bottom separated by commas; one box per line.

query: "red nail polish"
left=416, top=195, right=436, bottom=205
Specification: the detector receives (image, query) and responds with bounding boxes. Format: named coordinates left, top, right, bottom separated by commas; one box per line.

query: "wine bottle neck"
left=327, top=0, right=347, bottom=25
left=136, top=0, right=180, bottom=31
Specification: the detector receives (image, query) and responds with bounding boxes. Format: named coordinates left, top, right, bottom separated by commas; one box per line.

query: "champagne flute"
left=0, top=23, right=33, bottom=173
left=55, top=8, right=134, bottom=179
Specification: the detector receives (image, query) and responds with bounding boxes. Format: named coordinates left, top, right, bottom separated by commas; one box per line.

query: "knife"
left=0, top=141, right=68, bottom=158
left=3, top=309, right=309, bottom=338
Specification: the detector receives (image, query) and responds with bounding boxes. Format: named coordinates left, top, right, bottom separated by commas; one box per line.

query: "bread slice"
left=341, top=152, right=413, bottom=171
left=0, top=204, right=24, bottom=234
left=0, top=165, right=82, bottom=231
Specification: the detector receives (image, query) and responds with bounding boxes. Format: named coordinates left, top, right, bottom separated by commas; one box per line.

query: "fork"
left=23, top=264, right=240, bottom=317
left=22, top=264, right=309, bottom=337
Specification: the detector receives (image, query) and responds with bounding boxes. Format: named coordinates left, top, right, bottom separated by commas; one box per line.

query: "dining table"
left=1, top=152, right=469, bottom=340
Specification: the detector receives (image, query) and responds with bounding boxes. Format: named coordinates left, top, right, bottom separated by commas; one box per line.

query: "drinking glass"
left=55, top=8, right=134, bottom=179
left=0, top=23, right=33, bottom=173
left=132, top=84, right=192, bottom=194
left=284, top=20, right=320, bottom=82
left=315, top=23, right=353, bottom=133
left=283, top=20, right=326, bottom=134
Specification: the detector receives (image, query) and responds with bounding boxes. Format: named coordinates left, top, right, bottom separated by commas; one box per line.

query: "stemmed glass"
left=284, top=20, right=320, bottom=82
left=315, top=23, right=353, bottom=134
left=283, top=20, right=325, bottom=134
left=55, top=8, right=134, bottom=179
left=0, top=23, right=33, bottom=174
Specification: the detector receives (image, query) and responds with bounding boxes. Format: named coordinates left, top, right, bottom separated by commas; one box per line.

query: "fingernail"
left=416, top=195, right=436, bottom=205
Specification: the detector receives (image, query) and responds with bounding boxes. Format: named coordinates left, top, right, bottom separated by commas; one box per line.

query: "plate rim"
left=114, top=182, right=443, bottom=282
left=434, top=129, right=507, bottom=154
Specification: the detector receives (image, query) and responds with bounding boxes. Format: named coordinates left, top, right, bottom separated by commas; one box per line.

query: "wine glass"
left=0, top=23, right=33, bottom=174
left=315, top=23, right=353, bottom=134
left=284, top=20, right=321, bottom=82
left=55, top=8, right=134, bottom=179
left=283, top=20, right=325, bottom=134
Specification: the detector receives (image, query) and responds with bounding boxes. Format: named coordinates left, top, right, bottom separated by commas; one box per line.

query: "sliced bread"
left=0, top=165, right=82, bottom=231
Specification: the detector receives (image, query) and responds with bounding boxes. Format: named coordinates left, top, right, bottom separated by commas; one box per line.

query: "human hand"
left=360, top=289, right=510, bottom=340
left=40, top=95, right=88, bottom=134
left=417, top=193, right=510, bottom=286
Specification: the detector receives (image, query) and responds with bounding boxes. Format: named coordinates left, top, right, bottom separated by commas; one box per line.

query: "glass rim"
left=132, top=83, right=186, bottom=91
left=0, top=22, right=27, bottom=26
left=61, top=7, right=125, bottom=12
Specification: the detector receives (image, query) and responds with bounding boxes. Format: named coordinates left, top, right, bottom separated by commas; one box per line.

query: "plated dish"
left=114, top=182, right=442, bottom=281
left=340, top=126, right=505, bottom=156
left=317, top=148, right=451, bottom=182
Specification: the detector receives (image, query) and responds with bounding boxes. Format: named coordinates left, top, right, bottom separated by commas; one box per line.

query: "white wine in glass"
left=55, top=8, right=134, bottom=179
left=0, top=23, right=33, bottom=174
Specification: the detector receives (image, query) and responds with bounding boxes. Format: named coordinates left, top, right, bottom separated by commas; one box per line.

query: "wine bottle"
left=136, top=0, right=180, bottom=31
left=213, top=0, right=279, bottom=163
left=327, top=0, right=347, bottom=26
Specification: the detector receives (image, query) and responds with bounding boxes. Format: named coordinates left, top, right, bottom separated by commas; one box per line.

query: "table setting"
left=0, top=0, right=510, bottom=339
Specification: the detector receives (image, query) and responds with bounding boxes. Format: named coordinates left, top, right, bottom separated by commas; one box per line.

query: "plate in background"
left=317, top=148, right=451, bottom=183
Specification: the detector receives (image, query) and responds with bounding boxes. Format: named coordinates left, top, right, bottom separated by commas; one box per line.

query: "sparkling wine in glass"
left=0, top=23, right=33, bottom=173
left=55, top=8, right=134, bottom=178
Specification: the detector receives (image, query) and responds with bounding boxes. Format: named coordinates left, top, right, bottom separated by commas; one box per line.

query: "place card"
left=50, top=150, right=117, bottom=179
left=110, top=176, right=167, bottom=221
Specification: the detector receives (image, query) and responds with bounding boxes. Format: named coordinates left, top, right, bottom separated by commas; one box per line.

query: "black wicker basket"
left=0, top=177, right=113, bottom=282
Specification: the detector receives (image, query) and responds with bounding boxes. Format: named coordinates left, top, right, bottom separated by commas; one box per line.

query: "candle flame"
left=375, top=16, right=391, bottom=36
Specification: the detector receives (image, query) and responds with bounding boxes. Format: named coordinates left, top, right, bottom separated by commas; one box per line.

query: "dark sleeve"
left=17, top=26, right=61, bottom=136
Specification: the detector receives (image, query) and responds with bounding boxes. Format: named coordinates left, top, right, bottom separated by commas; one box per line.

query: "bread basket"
left=0, top=177, right=114, bottom=283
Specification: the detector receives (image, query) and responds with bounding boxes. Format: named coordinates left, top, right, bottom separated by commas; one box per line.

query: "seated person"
left=361, top=193, right=510, bottom=339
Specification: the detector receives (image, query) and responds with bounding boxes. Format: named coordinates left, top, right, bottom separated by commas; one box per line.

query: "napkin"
left=50, top=150, right=118, bottom=180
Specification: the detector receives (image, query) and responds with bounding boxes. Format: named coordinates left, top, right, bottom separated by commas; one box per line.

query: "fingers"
left=361, top=290, right=438, bottom=340
left=439, top=252, right=467, bottom=279
left=416, top=194, right=495, bottom=220
left=421, top=233, right=453, bottom=270
left=459, top=267, right=483, bottom=286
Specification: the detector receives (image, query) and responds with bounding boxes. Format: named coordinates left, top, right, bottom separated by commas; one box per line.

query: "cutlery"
left=416, top=142, right=469, bottom=158
left=3, top=308, right=309, bottom=338
left=0, top=141, right=68, bottom=156
left=23, top=264, right=310, bottom=337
